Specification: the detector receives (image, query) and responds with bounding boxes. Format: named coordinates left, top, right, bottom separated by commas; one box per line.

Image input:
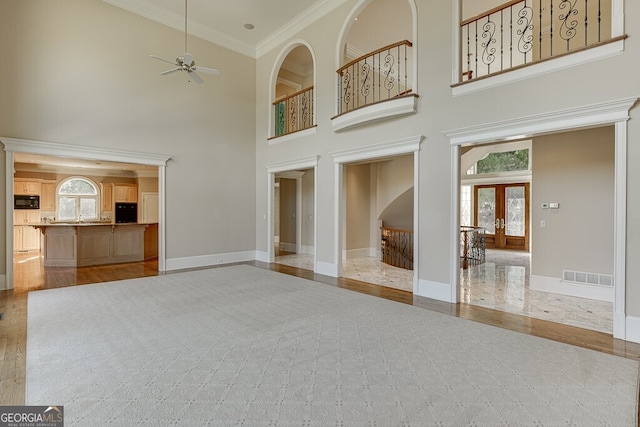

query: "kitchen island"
left=35, top=223, right=148, bottom=267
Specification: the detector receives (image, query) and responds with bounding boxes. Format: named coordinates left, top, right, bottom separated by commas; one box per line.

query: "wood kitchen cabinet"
left=14, top=225, right=41, bottom=252
left=40, top=181, right=56, bottom=211
left=14, top=179, right=41, bottom=195
left=14, top=210, right=41, bottom=225
left=100, top=183, right=113, bottom=211
left=114, top=184, right=138, bottom=203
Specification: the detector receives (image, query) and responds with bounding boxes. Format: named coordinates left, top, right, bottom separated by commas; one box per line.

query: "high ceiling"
left=103, top=0, right=347, bottom=58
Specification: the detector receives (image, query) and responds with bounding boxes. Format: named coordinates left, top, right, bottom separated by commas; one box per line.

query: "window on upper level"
left=454, top=0, right=625, bottom=94
left=332, top=0, right=418, bottom=131
left=269, top=44, right=315, bottom=141
left=57, top=177, right=99, bottom=221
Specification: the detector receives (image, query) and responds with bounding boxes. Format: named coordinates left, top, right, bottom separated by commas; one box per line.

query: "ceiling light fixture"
left=244, top=23, right=255, bottom=30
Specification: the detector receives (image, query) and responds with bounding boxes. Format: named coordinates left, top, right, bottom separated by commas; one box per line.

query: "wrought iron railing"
left=460, top=226, right=486, bottom=268
left=273, top=86, right=314, bottom=137
left=460, top=0, right=613, bottom=81
left=381, top=227, right=413, bottom=270
left=337, top=40, right=412, bottom=115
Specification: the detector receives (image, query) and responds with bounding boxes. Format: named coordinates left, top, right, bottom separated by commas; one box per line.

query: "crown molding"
left=256, top=0, right=349, bottom=58
left=103, top=0, right=349, bottom=59
left=103, top=0, right=256, bottom=58
left=1, top=137, right=170, bottom=167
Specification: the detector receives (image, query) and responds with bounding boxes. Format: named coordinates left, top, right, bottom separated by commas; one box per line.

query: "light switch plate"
left=549, top=202, right=559, bottom=209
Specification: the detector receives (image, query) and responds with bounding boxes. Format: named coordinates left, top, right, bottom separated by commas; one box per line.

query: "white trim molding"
left=418, top=279, right=451, bottom=302
left=330, top=135, right=423, bottom=164
left=266, top=156, right=319, bottom=268
left=443, top=97, right=638, bottom=342
left=268, top=127, right=317, bottom=145
left=331, top=95, right=418, bottom=132
left=2, top=137, right=171, bottom=289
left=452, top=40, right=625, bottom=96
left=165, top=250, right=256, bottom=271
left=331, top=135, right=423, bottom=282
left=530, top=275, right=614, bottom=303
left=625, top=316, right=640, bottom=344
left=443, top=97, right=638, bottom=146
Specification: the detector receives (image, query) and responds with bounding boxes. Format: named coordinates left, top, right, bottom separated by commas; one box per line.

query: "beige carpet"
left=27, top=265, right=639, bottom=426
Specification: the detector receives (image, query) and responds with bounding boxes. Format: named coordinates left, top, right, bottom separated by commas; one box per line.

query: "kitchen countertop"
left=33, top=222, right=156, bottom=227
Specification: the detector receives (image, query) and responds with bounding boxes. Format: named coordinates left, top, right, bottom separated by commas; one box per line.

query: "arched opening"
left=336, top=0, right=417, bottom=115
left=269, top=43, right=316, bottom=140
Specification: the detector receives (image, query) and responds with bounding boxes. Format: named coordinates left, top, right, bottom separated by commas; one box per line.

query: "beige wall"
left=301, top=170, right=315, bottom=250
left=279, top=178, right=297, bottom=247
left=531, top=127, right=615, bottom=278
left=254, top=0, right=640, bottom=316
left=346, top=164, right=371, bottom=251
left=0, top=0, right=256, bottom=273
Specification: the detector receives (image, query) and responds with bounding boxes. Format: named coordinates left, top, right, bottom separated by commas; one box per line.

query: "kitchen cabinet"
left=114, top=184, right=138, bottom=203
left=14, top=179, right=41, bottom=195
left=40, top=181, right=56, bottom=211
left=100, top=183, right=113, bottom=211
left=14, top=226, right=41, bottom=252
left=14, top=210, right=41, bottom=225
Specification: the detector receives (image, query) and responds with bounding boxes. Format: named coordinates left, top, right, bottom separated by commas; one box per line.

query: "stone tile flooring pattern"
left=275, top=249, right=613, bottom=334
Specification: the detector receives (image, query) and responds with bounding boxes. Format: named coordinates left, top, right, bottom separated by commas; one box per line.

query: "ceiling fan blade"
left=149, top=55, right=177, bottom=66
left=194, top=66, right=220, bottom=75
left=160, top=68, right=182, bottom=75
left=188, top=70, right=203, bottom=84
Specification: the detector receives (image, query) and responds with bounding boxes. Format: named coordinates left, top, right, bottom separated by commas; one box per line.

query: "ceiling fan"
left=149, top=0, right=220, bottom=84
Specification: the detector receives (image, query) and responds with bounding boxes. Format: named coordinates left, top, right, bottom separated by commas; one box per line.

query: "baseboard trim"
left=345, top=247, right=376, bottom=260
left=625, top=316, right=640, bottom=344
left=530, top=275, right=614, bottom=302
left=279, top=242, right=297, bottom=253
left=316, top=261, right=338, bottom=277
left=417, top=279, right=453, bottom=303
left=165, top=251, right=256, bottom=271
left=254, top=251, right=269, bottom=263
left=301, top=245, right=315, bottom=255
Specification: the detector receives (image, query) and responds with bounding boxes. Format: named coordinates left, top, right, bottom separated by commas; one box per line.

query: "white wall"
left=0, top=0, right=257, bottom=272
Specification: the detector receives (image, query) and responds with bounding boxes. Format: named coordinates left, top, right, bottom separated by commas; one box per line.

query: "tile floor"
left=275, top=249, right=613, bottom=334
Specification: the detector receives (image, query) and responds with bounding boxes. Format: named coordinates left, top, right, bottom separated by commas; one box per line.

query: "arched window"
left=57, top=177, right=99, bottom=221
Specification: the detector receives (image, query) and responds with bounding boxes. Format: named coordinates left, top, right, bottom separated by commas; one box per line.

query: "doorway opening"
left=272, top=169, right=316, bottom=272
left=339, top=158, right=414, bottom=292
left=458, top=128, right=615, bottom=334
left=3, top=138, right=169, bottom=291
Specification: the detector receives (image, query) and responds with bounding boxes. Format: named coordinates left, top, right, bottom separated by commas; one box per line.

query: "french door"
left=474, top=183, right=529, bottom=251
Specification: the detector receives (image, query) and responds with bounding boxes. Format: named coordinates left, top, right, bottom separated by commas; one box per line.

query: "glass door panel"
left=505, top=186, right=525, bottom=236
left=477, top=188, right=496, bottom=234
left=474, top=183, right=529, bottom=251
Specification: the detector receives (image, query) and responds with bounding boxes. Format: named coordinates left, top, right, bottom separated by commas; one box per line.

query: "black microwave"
left=14, top=195, right=40, bottom=209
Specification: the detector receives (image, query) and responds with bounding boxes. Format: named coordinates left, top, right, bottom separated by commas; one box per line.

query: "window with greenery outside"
left=57, top=178, right=99, bottom=221
left=475, top=150, right=529, bottom=174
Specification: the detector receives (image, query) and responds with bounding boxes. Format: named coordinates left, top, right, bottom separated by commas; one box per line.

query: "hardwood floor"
left=2, top=254, right=639, bottom=423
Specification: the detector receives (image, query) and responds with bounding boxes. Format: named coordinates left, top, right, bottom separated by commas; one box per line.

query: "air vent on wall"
left=562, top=270, right=614, bottom=287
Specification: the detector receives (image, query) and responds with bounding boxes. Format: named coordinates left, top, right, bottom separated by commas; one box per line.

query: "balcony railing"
left=381, top=227, right=413, bottom=270
left=337, top=40, right=412, bottom=115
left=273, top=86, right=314, bottom=137
left=460, top=0, right=613, bottom=81
left=460, top=226, right=486, bottom=268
